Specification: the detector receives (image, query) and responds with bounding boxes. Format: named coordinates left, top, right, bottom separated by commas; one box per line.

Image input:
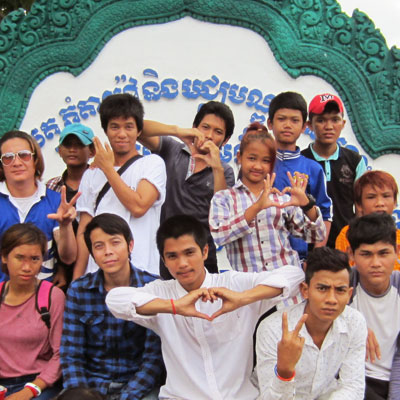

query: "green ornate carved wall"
left=0, top=0, right=398, bottom=159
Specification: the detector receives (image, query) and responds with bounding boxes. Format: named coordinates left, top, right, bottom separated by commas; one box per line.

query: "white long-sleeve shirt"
left=106, top=267, right=304, bottom=400
left=256, top=302, right=367, bottom=400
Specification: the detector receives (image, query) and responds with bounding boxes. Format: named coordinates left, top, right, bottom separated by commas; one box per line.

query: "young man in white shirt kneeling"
left=256, top=247, right=367, bottom=400
left=106, top=214, right=304, bottom=400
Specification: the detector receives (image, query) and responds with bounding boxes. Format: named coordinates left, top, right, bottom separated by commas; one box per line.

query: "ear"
left=202, top=244, right=209, bottom=261
left=355, top=202, right=363, bottom=216
left=128, top=240, right=134, bottom=253
left=1, top=255, right=6, bottom=265
left=222, top=137, right=229, bottom=147
left=137, top=130, right=142, bottom=138
left=300, top=282, right=309, bottom=299
left=236, top=150, right=242, bottom=165
left=347, top=286, right=353, bottom=301
left=306, top=121, right=313, bottom=130
left=342, top=119, right=346, bottom=128
left=267, top=118, right=273, bottom=131
left=301, top=121, right=307, bottom=133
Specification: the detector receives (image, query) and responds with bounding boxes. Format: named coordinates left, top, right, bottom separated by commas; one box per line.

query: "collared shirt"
left=60, top=264, right=163, bottom=400
left=301, top=144, right=366, bottom=247
left=0, top=181, right=59, bottom=281
left=106, top=267, right=304, bottom=400
left=209, top=180, right=326, bottom=271
left=256, top=302, right=367, bottom=400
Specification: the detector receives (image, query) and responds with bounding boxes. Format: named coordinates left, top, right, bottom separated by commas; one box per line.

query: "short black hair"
left=305, top=247, right=351, bottom=285
left=268, top=91, right=307, bottom=124
left=347, top=213, right=397, bottom=252
left=156, top=215, right=208, bottom=257
left=99, top=93, right=144, bottom=133
left=84, top=213, right=133, bottom=256
left=192, top=101, right=235, bottom=142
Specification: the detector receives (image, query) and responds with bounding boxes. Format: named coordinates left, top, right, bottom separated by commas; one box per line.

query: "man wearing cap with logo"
left=301, top=94, right=367, bottom=247
left=47, top=123, right=95, bottom=288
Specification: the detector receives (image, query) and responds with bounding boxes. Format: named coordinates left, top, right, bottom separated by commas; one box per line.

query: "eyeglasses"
left=0, top=150, right=35, bottom=166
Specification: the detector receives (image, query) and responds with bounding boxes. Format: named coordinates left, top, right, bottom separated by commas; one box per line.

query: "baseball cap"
left=59, top=123, right=94, bottom=146
left=309, top=93, right=344, bottom=115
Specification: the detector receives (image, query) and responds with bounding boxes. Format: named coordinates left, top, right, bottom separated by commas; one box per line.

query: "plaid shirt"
left=210, top=180, right=326, bottom=272
left=60, top=264, right=163, bottom=399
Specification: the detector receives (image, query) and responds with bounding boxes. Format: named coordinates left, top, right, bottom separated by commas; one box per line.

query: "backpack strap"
left=94, top=154, right=143, bottom=212
left=35, top=280, right=53, bottom=329
left=0, top=281, right=6, bottom=305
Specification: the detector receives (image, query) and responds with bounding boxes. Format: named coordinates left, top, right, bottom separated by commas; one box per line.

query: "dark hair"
left=309, top=101, right=342, bottom=122
left=54, top=387, right=106, bottom=400
left=192, top=101, right=235, bottom=142
left=84, top=213, right=133, bottom=257
left=239, top=122, right=277, bottom=171
left=156, top=215, right=208, bottom=257
left=1, top=223, right=47, bottom=275
left=0, top=131, right=45, bottom=181
left=347, top=213, right=397, bottom=252
left=268, top=91, right=307, bottom=124
left=354, top=170, right=398, bottom=206
left=99, top=93, right=144, bottom=133
left=305, top=247, right=351, bottom=285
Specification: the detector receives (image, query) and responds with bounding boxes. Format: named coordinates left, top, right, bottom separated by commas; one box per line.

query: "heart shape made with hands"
left=185, top=287, right=243, bottom=322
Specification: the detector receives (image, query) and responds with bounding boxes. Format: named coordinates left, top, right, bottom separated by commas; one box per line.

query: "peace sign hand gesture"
left=276, top=312, right=308, bottom=379
left=48, top=185, right=81, bottom=226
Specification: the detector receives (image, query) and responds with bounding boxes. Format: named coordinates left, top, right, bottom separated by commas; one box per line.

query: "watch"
left=301, top=194, right=316, bottom=212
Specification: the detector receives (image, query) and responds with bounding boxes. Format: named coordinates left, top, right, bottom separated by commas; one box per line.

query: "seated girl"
left=0, top=223, right=64, bottom=399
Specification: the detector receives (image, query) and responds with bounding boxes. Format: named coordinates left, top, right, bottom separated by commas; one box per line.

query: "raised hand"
left=193, top=140, right=223, bottom=170
left=254, top=173, right=285, bottom=210
left=280, top=171, right=310, bottom=208
left=47, top=186, right=80, bottom=226
left=276, top=312, right=308, bottom=378
left=91, top=136, right=115, bottom=171
left=174, top=288, right=214, bottom=321
left=177, top=127, right=206, bottom=151
left=207, top=286, right=246, bottom=320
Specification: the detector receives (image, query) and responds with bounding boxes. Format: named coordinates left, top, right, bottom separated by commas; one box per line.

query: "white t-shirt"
left=351, top=271, right=400, bottom=381
left=76, top=154, right=166, bottom=275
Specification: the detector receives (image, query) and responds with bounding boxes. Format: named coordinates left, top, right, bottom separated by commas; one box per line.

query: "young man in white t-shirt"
left=347, top=213, right=400, bottom=400
left=74, top=94, right=166, bottom=278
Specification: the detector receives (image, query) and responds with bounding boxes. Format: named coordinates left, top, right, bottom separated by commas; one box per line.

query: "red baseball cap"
left=309, top=93, right=344, bottom=115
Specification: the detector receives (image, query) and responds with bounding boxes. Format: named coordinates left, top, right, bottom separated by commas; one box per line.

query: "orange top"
left=335, top=225, right=400, bottom=270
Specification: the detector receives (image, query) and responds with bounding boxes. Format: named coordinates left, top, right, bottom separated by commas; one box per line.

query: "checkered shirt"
left=210, top=180, right=326, bottom=272
left=60, top=264, right=163, bottom=399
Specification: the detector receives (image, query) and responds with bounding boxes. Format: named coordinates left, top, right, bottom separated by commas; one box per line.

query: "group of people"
left=0, top=90, right=398, bottom=400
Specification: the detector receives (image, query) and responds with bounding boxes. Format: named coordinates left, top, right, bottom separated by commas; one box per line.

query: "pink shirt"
left=0, top=286, right=65, bottom=385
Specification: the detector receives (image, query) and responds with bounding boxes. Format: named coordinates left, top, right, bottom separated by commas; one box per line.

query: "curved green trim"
left=0, top=0, right=398, bottom=158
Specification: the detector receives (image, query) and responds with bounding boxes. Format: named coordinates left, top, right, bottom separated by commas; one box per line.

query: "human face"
left=195, top=114, right=227, bottom=150
left=309, top=112, right=345, bottom=146
left=358, top=184, right=396, bottom=216
left=1, top=138, right=36, bottom=186
left=237, top=141, right=273, bottom=188
left=163, top=234, right=208, bottom=292
left=90, top=228, right=133, bottom=277
left=268, top=109, right=306, bottom=151
left=301, top=269, right=352, bottom=328
left=106, top=116, right=139, bottom=157
left=59, top=135, right=94, bottom=167
left=350, top=241, right=396, bottom=295
left=2, top=244, right=43, bottom=287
